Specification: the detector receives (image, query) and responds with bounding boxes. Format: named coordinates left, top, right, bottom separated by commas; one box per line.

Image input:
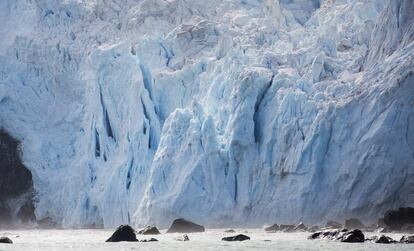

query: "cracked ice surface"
left=0, top=0, right=413, bottom=228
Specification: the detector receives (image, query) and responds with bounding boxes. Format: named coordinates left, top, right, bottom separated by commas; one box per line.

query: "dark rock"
left=167, top=218, right=205, bottom=233
left=224, top=229, right=236, bottom=233
left=375, top=235, right=397, bottom=244
left=340, top=229, right=365, bottom=243
left=294, top=222, right=307, bottom=231
left=325, top=220, right=342, bottom=229
left=383, top=207, right=414, bottom=231
left=400, top=235, right=414, bottom=243
left=138, top=226, right=161, bottom=235
left=106, top=225, right=138, bottom=242
left=176, top=234, right=189, bottom=241
left=345, top=218, right=366, bottom=229
left=0, top=237, right=12, bottom=244
left=308, top=228, right=364, bottom=243
left=323, top=229, right=345, bottom=239
left=222, top=234, right=250, bottom=241
left=264, top=224, right=279, bottom=232
left=140, top=238, right=158, bottom=242
left=308, top=232, right=322, bottom=239
left=279, top=224, right=295, bottom=232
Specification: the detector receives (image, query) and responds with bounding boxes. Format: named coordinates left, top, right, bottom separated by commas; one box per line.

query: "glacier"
left=0, top=0, right=413, bottom=228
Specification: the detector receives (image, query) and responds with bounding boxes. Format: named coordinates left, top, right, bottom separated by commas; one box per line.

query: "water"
left=0, top=229, right=412, bottom=251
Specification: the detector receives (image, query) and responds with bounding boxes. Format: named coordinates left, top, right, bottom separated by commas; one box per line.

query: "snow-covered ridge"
left=0, top=0, right=413, bottom=228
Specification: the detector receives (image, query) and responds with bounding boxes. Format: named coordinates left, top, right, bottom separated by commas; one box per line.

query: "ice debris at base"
left=0, top=0, right=413, bottom=228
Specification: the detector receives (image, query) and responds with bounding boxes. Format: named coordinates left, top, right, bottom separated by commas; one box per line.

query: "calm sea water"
left=0, top=229, right=412, bottom=251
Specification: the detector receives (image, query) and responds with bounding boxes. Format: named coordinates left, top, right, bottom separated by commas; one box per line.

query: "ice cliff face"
left=0, top=0, right=413, bottom=228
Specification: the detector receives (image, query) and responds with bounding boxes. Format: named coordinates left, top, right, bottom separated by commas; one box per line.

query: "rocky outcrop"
left=340, top=229, right=365, bottom=243
left=367, top=235, right=397, bottom=244
left=222, top=234, right=250, bottom=241
left=400, top=235, right=414, bottom=243
left=166, top=219, right=205, bottom=233
left=264, top=224, right=279, bottom=232
left=308, top=229, right=364, bottom=243
left=106, top=225, right=138, bottom=242
left=138, top=226, right=161, bottom=235
left=0, top=237, right=12, bottom=244
left=140, top=238, right=158, bottom=242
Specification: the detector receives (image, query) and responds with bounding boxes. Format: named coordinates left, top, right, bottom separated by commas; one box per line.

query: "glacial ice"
left=0, top=0, right=413, bottom=228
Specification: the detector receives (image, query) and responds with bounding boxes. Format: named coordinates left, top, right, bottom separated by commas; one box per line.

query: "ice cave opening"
left=0, top=130, right=35, bottom=226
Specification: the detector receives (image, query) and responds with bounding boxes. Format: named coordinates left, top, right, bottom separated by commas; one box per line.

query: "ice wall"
left=0, top=0, right=413, bottom=228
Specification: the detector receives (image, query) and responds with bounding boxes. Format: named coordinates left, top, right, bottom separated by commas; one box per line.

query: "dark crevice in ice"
left=253, top=74, right=274, bottom=143
left=99, top=87, right=115, bottom=141
left=94, top=129, right=100, bottom=157
left=0, top=130, right=35, bottom=226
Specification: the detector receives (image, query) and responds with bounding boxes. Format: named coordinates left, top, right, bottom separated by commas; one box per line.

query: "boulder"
left=374, top=235, right=397, bottom=244
left=345, top=218, right=366, bottom=229
left=167, top=218, right=205, bottom=233
left=308, top=228, right=365, bottom=243
left=0, top=237, right=12, bottom=244
left=106, top=225, right=138, bottom=242
left=325, top=221, right=342, bottom=229
left=400, top=235, right=414, bottom=243
left=140, top=238, right=158, bottom=242
left=322, top=229, right=347, bottom=240
left=340, top=229, right=365, bottom=243
left=383, top=207, right=414, bottom=231
left=176, top=234, right=190, bottom=241
left=222, top=234, right=250, bottom=241
left=138, top=226, right=161, bottom=235
left=308, top=232, right=322, bottom=239
left=264, top=224, right=279, bottom=232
